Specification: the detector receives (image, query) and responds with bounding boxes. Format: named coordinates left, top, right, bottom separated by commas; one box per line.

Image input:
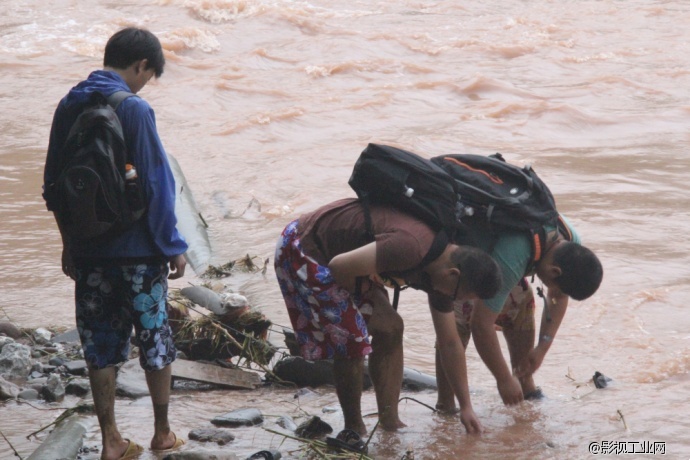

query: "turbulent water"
left=2, top=0, right=690, bottom=458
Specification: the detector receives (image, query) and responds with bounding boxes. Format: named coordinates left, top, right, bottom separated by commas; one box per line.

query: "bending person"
left=433, top=215, right=603, bottom=408
left=275, top=198, right=501, bottom=436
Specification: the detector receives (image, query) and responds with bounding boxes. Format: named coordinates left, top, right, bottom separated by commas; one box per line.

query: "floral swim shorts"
left=74, top=260, right=176, bottom=372
left=453, top=277, right=535, bottom=345
left=274, top=220, right=375, bottom=360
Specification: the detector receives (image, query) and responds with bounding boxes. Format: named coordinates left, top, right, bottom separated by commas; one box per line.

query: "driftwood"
left=172, top=359, right=261, bottom=390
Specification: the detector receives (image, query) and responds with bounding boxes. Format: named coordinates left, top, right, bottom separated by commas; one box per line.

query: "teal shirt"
left=472, top=215, right=581, bottom=313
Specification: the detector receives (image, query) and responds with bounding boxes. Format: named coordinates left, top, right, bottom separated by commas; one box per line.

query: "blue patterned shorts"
left=75, top=260, right=176, bottom=371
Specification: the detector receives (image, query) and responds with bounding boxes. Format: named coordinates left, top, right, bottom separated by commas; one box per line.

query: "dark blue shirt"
left=44, top=70, right=188, bottom=260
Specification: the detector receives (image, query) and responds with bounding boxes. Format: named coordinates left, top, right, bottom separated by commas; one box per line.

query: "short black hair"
left=103, top=27, right=165, bottom=78
left=451, top=246, right=502, bottom=299
left=552, top=242, right=603, bottom=300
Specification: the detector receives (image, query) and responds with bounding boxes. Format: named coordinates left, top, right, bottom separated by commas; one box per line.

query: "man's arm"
left=50, top=212, right=76, bottom=280
left=516, top=287, right=569, bottom=378
left=471, top=300, right=523, bottom=405
left=168, top=253, right=186, bottom=280
left=328, top=242, right=378, bottom=292
left=122, top=99, right=187, bottom=257
left=429, top=293, right=482, bottom=434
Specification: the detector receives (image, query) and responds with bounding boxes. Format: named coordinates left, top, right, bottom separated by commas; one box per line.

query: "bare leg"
left=367, top=299, right=406, bottom=431
left=503, top=328, right=538, bottom=395
left=89, top=367, right=129, bottom=460
left=333, top=357, right=367, bottom=436
left=145, top=365, right=177, bottom=450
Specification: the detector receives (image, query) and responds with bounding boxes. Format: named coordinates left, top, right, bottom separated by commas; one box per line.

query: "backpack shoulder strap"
left=358, top=195, right=375, bottom=242
left=527, top=215, right=572, bottom=276
left=556, top=215, right=573, bottom=242
left=419, top=230, right=449, bottom=268
left=106, top=91, right=136, bottom=111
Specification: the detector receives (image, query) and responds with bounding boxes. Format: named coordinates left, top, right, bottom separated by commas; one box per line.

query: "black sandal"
left=524, top=387, right=545, bottom=400
left=326, top=429, right=368, bottom=455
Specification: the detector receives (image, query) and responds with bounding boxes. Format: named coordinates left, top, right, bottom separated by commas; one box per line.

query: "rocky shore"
left=0, top=258, right=436, bottom=459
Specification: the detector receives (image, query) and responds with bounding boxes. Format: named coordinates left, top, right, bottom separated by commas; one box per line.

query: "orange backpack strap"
left=532, top=231, right=543, bottom=264
left=527, top=215, right=572, bottom=276
left=524, top=227, right=547, bottom=276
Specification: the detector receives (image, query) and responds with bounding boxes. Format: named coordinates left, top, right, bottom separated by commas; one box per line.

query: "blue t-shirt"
left=471, top=215, right=581, bottom=313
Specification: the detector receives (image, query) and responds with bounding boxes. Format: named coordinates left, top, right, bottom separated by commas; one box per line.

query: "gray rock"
left=116, top=359, right=149, bottom=398
left=188, top=428, right=236, bottom=445
left=31, top=362, right=43, bottom=374
left=49, top=357, right=66, bottom=367
left=42, top=373, right=65, bottom=402
left=64, top=359, right=87, bottom=376
left=276, top=416, right=297, bottom=432
left=52, top=329, right=80, bottom=344
left=30, top=371, right=44, bottom=379
left=294, top=388, right=318, bottom=399
left=0, top=375, right=20, bottom=400
left=0, top=336, right=15, bottom=352
left=211, top=408, right=264, bottom=427
left=66, top=378, right=91, bottom=397
left=28, top=377, right=47, bottom=390
left=0, top=342, right=33, bottom=379
left=0, top=321, right=22, bottom=339
left=42, top=365, right=57, bottom=374
left=271, top=356, right=335, bottom=387
left=18, top=388, right=40, bottom=400
left=33, top=327, right=53, bottom=344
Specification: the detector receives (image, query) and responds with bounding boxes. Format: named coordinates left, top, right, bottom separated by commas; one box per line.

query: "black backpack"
left=348, top=144, right=469, bottom=308
left=349, top=143, right=466, bottom=260
left=430, top=152, right=571, bottom=272
left=44, top=91, right=146, bottom=240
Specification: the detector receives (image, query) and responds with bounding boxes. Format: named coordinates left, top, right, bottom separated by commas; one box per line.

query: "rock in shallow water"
left=42, top=373, right=65, bottom=402
left=211, top=408, right=264, bottom=427
left=295, top=416, right=333, bottom=439
left=188, top=428, right=236, bottom=445
left=0, top=376, right=20, bottom=400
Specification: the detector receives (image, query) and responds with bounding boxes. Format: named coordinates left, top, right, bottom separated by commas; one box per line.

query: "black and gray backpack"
left=44, top=91, right=146, bottom=240
left=348, top=144, right=571, bottom=288
left=430, top=152, right=571, bottom=274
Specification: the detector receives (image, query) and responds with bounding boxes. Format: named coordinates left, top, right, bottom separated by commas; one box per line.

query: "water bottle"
left=125, top=163, right=137, bottom=181
left=125, top=164, right=143, bottom=213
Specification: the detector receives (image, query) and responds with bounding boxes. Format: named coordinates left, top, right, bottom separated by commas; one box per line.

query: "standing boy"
left=43, top=28, right=187, bottom=459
